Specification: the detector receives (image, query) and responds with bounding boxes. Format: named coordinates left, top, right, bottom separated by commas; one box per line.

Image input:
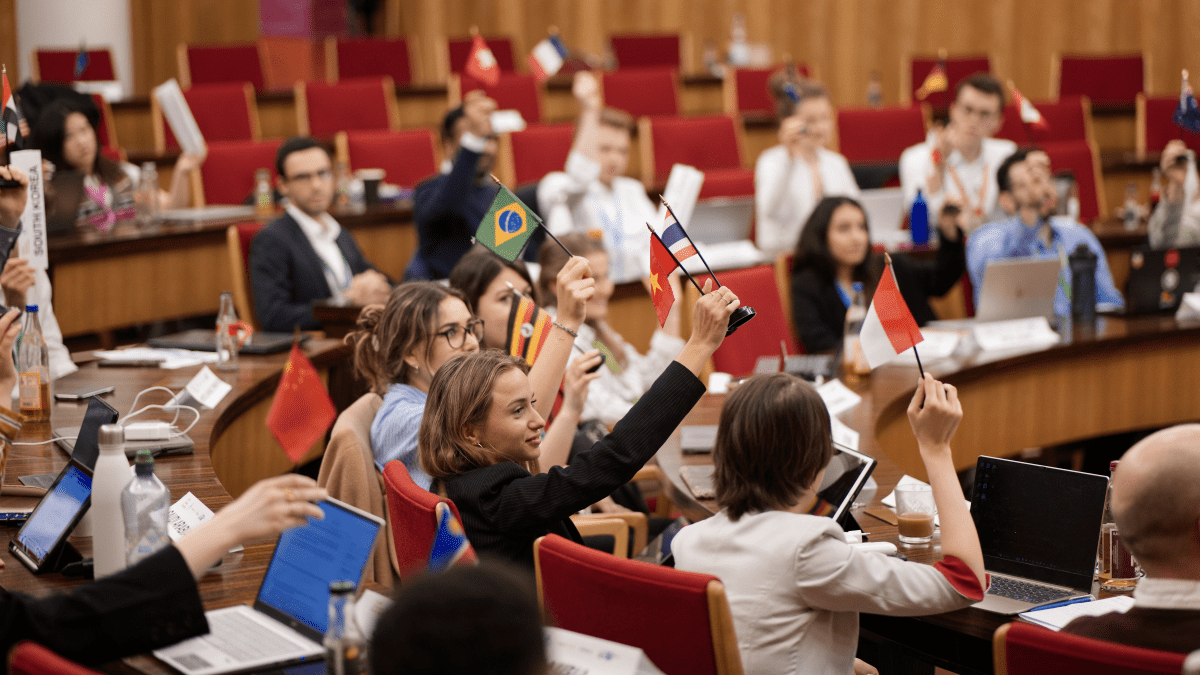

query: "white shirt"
left=1131, top=577, right=1200, bottom=610
left=285, top=203, right=350, bottom=302
left=673, top=510, right=979, bottom=675
left=537, top=151, right=660, bottom=284
left=899, top=133, right=1017, bottom=221
left=754, top=145, right=861, bottom=259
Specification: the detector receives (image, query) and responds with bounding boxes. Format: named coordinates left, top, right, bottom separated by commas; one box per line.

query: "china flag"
left=464, top=34, right=501, bottom=87
left=266, top=343, right=336, bottom=463
left=649, top=235, right=677, bottom=327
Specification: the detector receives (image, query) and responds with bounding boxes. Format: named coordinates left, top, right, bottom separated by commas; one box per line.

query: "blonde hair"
left=419, top=349, right=538, bottom=478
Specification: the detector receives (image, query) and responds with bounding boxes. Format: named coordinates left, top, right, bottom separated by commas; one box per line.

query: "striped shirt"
left=371, top=382, right=433, bottom=490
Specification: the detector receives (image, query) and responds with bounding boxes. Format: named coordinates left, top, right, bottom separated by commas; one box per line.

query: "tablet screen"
left=16, top=463, right=92, bottom=562
left=816, top=445, right=876, bottom=522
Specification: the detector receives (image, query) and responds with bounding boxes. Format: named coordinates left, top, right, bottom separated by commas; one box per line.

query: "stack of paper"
left=1018, top=595, right=1134, bottom=631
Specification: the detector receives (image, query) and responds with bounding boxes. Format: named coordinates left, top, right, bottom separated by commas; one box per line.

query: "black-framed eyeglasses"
left=438, top=319, right=484, bottom=348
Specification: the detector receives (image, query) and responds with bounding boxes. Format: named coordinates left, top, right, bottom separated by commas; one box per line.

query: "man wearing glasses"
left=250, top=137, right=391, bottom=332
left=900, top=73, right=1016, bottom=235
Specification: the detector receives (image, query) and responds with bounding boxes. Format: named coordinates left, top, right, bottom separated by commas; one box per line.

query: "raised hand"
left=554, top=255, right=596, bottom=331
left=906, top=373, right=963, bottom=456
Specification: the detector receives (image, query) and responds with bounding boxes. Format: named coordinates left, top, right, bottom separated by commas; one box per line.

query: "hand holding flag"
left=859, top=253, right=926, bottom=375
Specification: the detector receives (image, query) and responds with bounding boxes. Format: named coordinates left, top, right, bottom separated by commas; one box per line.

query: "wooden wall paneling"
left=1, top=0, right=18, bottom=83
left=130, top=0, right=260, bottom=96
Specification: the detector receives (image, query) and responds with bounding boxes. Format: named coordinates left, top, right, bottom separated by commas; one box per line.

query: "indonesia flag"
left=1009, top=83, right=1049, bottom=131
left=660, top=216, right=697, bottom=262
left=859, top=264, right=924, bottom=369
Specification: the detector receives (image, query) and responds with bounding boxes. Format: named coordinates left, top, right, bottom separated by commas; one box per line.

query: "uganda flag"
left=475, top=183, right=540, bottom=261
left=506, top=291, right=554, bottom=365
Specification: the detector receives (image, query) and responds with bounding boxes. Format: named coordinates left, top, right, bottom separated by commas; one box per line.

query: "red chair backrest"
left=1141, top=95, right=1200, bottom=155
left=35, top=49, right=116, bottom=83
left=335, top=37, right=412, bottom=86
left=645, top=115, right=743, bottom=183
left=199, top=139, right=282, bottom=206
left=344, top=129, right=439, bottom=188
left=186, top=44, right=265, bottom=91
left=1041, top=140, right=1103, bottom=224
left=837, top=105, right=927, bottom=165
left=536, top=534, right=724, bottom=675
left=381, top=460, right=469, bottom=580
left=610, top=34, right=681, bottom=69
left=995, top=622, right=1186, bottom=675
left=995, top=95, right=1090, bottom=146
left=1057, top=54, right=1144, bottom=107
left=601, top=68, right=679, bottom=118
left=696, top=265, right=800, bottom=376
left=9, top=641, right=104, bottom=675
left=163, top=83, right=257, bottom=152
left=698, top=169, right=756, bottom=199
left=448, top=36, right=516, bottom=74
left=236, top=221, right=265, bottom=272
left=908, top=55, right=991, bottom=110
left=509, top=123, right=575, bottom=186
left=301, top=77, right=393, bottom=138
left=472, top=73, right=542, bottom=125
left=730, top=65, right=813, bottom=117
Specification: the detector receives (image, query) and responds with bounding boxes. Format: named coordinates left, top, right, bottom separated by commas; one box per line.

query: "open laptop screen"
left=255, top=499, right=383, bottom=639
left=971, top=456, right=1108, bottom=592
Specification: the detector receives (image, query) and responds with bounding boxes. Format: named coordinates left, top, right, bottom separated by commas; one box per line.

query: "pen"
left=1034, top=595, right=1093, bottom=611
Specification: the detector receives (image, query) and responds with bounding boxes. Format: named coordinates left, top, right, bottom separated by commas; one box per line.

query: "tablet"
left=9, top=458, right=92, bottom=573
left=815, top=443, right=878, bottom=523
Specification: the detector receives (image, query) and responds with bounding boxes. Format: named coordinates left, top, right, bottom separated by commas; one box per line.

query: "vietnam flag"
left=649, top=234, right=677, bottom=327
left=859, top=264, right=924, bottom=369
left=464, top=34, right=501, bottom=87
left=1009, top=82, right=1049, bottom=131
left=915, top=62, right=948, bottom=101
left=266, top=343, right=337, bottom=463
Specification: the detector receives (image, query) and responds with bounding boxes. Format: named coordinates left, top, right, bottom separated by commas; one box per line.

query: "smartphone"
left=55, top=385, right=116, bottom=401
left=1173, top=154, right=1189, bottom=167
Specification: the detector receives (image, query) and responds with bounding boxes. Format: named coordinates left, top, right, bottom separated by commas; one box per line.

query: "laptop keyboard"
left=987, top=576, right=1075, bottom=605
left=207, top=609, right=310, bottom=663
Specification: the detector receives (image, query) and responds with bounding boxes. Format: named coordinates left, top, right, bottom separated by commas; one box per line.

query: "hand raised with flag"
left=675, top=279, right=739, bottom=377
left=554, top=256, right=595, bottom=331
left=0, top=165, right=28, bottom=229
left=463, top=90, right=497, bottom=139
left=906, top=373, right=963, bottom=456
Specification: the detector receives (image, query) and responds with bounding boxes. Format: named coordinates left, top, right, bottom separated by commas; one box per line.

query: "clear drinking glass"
left=895, top=484, right=937, bottom=545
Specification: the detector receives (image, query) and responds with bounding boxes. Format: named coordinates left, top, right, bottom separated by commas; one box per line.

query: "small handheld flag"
left=505, top=289, right=554, bottom=365
left=429, top=502, right=478, bottom=572
left=660, top=215, right=699, bottom=263
left=74, top=43, right=90, bottom=79
left=266, top=342, right=337, bottom=463
left=1174, top=69, right=1200, bottom=135
left=477, top=176, right=573, bottom=261
left=859, top=254, right=925, bottom=375
left=464, top=32, right=501, bottom=87
left=648, top=241, right=677, bottom=328
left=915, top=60, right=948, bottom=101
left=647, top=217, right=756, bottom=336
left=3, top=65, right=25, bottom=152
left=1008, top=81, right=1049, bottom=132
left=528, top=33, right=568, bottom=82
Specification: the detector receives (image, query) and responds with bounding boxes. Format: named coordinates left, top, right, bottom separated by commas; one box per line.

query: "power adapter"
left=124, top=421, right=174, bottom=441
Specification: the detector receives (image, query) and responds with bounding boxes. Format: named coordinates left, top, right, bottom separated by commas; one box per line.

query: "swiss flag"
left=266, top=343, right=336, bottom=463
left=464, top=34, right=501, bottom=87
left=859, top=264, right=924, bottom=369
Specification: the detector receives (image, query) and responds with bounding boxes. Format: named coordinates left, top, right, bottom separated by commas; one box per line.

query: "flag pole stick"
left=883, top=252, right=925, bottom=379
left=490, top=174, right=573, bottom=257
left=660, top=197, right=722, bottom=287
left=647, top=222, right=704, bottom=294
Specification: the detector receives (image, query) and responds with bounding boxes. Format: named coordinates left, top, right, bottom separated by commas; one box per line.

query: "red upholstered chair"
left=903, top=54, right=992, bottom=109
left=995, top=95, right=1093, bottom=146
left=836, top=105, right=929, bottom=165
left=638, top=115, right=748, bottom=194
left=504, top=123, right=575, bottom=186
left=153, top=82, right=260, bottom=154
left=178, top=43, right=265, bottom=91
left=1054, top=53, right=1146, bottom=107
left=226, top=222, right=265, bottom=328
left=992, top=622, right=1187, bottom=675
left=610, top=33, right=682, bottom=69
left=31, top=48, right=117, bottom=83
left=8, top=641, right=104, bottom=675
left=88, top=94, right=120, bottom=158
left=335, top=129, right=439, bottom=189
left=723, top=65, right=814, bottom=118
left=1041, top=140, right=1106, bottom=224
left=1137, top=94, right=1200, bottom=156
left=600, top=68, right=680, bottom=118
left=195, top=139, right=282, bottom=207
left=687, top=265, right=802, bottom=376
left=452, top=73, right=543, bottom=125
left=296, top=76, right=400, bottom=139
left=326, top=36, right=414, bottom=85
left=382, top=460, right=475, bottom=580
left=447, top=35, right=516, bottom=75
left=534, top=534, right=745, bottom=675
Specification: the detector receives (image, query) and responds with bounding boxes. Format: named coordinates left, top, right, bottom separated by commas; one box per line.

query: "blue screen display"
left=18, top=464, right=91, bottom=560
left=256, top=501, right=380, bottom=634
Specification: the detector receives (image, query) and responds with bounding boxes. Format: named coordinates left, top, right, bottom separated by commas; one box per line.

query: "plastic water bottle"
left=910, top=190, right=930, bottom=245
left=92, top=424, right=131, bottom=578
left=17, top=305, right=51, bottom=422
left=324, top=581, right=369, bottom=675
left=136, top=161, right=159, bottom=227
left=842, top=282, right=870, bottom=376
left=1122, top=182, right=1141, bottom=232
left=216, top=292, right=239, bottom=372
left=122, top=449, right=170, bottom=567
left=255, top=168, right=273, bottom=217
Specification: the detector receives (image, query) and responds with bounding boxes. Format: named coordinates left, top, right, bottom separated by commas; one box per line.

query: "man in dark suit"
left=1061, top=424, right=1200, bottom=653
left=250, top=137, right=390, bottom=331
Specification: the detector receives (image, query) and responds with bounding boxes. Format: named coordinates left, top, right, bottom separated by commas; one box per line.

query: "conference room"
left=3, top=0, right=1200, bottom=673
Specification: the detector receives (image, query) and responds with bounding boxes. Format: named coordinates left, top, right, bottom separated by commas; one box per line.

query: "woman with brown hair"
left=672, top=373, right=986, bottom=675
left=417, top=281, right=740, bottom=570
left=447, top=244, right=537, bottom=351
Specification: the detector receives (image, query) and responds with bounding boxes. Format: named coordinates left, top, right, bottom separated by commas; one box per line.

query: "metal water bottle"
left=1069, top=243, right=1097, bottom=323
left=92, top=424, right=131, bottom=578
left=910, top=190, right=930, bottom=245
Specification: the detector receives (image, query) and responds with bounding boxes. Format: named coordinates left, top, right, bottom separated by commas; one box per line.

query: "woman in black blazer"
left=790, top=196, right=966, bottom=353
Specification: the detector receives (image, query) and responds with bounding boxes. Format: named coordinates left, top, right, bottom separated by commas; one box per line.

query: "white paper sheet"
left=817, top=378, right=862, bottom=416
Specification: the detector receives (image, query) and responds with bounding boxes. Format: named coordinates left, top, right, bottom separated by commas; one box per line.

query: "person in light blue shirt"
left=968, top=149, right=1123, bottom=316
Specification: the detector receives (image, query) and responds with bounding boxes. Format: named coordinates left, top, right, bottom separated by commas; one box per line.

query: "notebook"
left=154, top=498, right=383, bottom=675
left=970, top=456, right=1109, bottom=615
left=975, top=257, right=1062, bottom=323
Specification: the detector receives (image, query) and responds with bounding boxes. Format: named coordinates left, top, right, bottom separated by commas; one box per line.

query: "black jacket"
left=791, top=236, right=965, bottom=353
left=249, top=211, right=377, bottom=332
left=438, top=361, right=706, bottom=572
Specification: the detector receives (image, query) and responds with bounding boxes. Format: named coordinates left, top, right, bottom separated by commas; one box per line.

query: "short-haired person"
left=249, top=137, right=391, bottom=332
left=537, top=72, right=659, bottom=284
left=899, top=73, right=1016, bottom=233
left=672, top=373, right=986, bottom=675
left=967, top=149, right=1123, bottom=315
left=1146, top=140, right=1200, bottom=249
left=417, top=281, right=739, bottom=571
left=790, top=195, right=965, bottom=353
left=755, top=76, right=861, bottom=258
left=1061, top=424, right=1200, bottom=652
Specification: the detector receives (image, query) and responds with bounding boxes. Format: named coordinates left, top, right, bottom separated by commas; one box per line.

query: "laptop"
left=686, top=197, right=754, bottom=245
left=858, top=187, right=906, bottom=236
left=154, top=498, right=384, bottom=675
left=970, top=456, right=1109, bottom=615
left=975, top=258, right=1062, bottom=323
left=148, top=329, right=310, bottom=355
left=1121, top=245, right=1200, bottom=314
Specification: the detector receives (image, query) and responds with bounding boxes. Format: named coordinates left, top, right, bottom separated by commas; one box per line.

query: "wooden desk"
left=656, top=315, right=1200, bottom=674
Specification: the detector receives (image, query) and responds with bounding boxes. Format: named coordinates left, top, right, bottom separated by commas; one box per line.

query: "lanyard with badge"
left=591, top=191, right=626, bottom=279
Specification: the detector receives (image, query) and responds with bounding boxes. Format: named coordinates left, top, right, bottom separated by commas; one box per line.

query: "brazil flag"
left=474, top=184, right=541, bottom=261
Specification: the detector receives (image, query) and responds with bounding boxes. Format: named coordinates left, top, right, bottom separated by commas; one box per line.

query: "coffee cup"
left=357, top=168, right=386, bottom=205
